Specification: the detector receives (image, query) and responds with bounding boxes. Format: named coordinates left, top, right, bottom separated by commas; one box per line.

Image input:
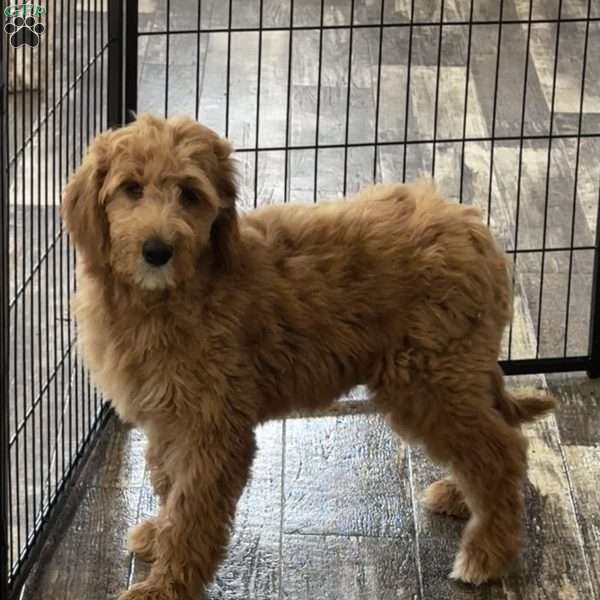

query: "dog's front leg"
left=127, top=430, right=173, bottom=563
left=119, top=427, right=257, bottom=600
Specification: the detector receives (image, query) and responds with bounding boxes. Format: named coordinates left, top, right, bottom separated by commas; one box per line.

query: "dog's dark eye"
left=123, top=181, right=143, bottom=199
left=180, top=186, right=200, bottom=207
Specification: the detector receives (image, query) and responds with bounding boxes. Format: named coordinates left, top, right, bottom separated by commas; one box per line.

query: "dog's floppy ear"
left=61, top=132, right=110, bottom=271
left=210, top=137, right=240, bottom=272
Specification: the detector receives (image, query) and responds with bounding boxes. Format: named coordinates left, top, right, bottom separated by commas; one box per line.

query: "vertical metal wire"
left=342, top=0, right=355, bottom=195
left=507, top=0, right=534, bottom=360
left=536, top=0, right=564, bottom=358
left=51, top=0, right=60, bottom=508
left=83, top=0, right=90, bottom=439
left=94, top=0, right=98, bottom=136
left=225, top=0, right=233, bottom=137
left=66, top=0, right=75, bottom=473
left=125, top=0, right=138, bottom=122
left=194, top=1, right=202, bottom=120
left=21, top=22, right=30, bottom=546
left=313, top=0, right=325, bottom=202
left=58, top=0, right=67, bottom=502
left=101, top=0, right=105, bottom=130
left=36, top=0, right=44, bottom=520
left=283, top=0, right=295, bottom=202
left=254, top=0, right=264, bottom=208
left=10, top=12, right=20, bottom=566
left=29, top=27, right=38, bottom=534
left=108, top=0, right=124, bottom=127
left=372, top=0, right=385, bottom=183
left=563, top=0, right=592, bottom=356
left=458, top=0, right=474, bottom=202
left=486, top=0, right=504, bottom=227
left=1, top=6, right=10, bottom=595
left=589, top=179, right=600, bottom=377
left=43, top=0, right=52, bottom=511
left=401, top=0, right=415, bottom=182
left=76, top=0, right=85, bottom=456
left=165, top=0, right=170, bottom=117
left=431, top=0, right=444, bottom=178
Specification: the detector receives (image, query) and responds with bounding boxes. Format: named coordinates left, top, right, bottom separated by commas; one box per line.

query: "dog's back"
left=240, top=182, right=513, bottom=417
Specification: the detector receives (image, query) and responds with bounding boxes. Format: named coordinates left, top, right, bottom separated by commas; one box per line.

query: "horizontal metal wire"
left=7, top=43, right=109, bottom=167
left=138, top=16, right=600, bottom=37
left=7, top=404, right=111, bottom=584
left=8, top=338, right=76, bottom=448
left=231, top=132, right=600, bottom=154
left=8, top=228, right=68, bottom=311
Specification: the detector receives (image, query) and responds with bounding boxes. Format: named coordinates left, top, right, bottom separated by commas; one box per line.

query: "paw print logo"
left=4, top=16, right=45, bottom=48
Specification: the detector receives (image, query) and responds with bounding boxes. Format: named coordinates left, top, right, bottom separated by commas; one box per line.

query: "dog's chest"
left=74, top=287, right=205, bottom=424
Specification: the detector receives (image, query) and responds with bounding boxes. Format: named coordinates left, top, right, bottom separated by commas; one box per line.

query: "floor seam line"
left=407, top=446, right=425, bottom=600
left=277, top=419, right=286, bottom=600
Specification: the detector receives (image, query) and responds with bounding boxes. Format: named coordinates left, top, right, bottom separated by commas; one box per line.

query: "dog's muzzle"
left=142, top=238, right=174, bottom=267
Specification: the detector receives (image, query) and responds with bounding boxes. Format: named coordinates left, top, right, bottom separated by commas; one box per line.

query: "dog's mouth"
left=133, top=260, right=176, bottom=290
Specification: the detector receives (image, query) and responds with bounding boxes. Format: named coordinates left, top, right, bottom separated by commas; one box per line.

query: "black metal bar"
left=1, top=6, right=10, bottom=597
left=21, top=10, right=30, bottom=547
left=342, top=0, right=356, bottom=195
left=164, top=0, right=170, bottom=118
left=372, top=0, right=385, bottom=183
left=564, top=0, right=592, bottom=357
left=10, top=12, right=20, bottom=564
left=225, top=0, right=232, bottom=136
left=52, top=0, right=61, bottom=498
left=588, top=179, right=600, bottom=378
left=230, top=132, right=600, bottom=154
left=486, top=0, right=504, bottom=227
left=254, top=0, right=263, bottom=208
left=136, top=16, right=600, bottom=36
left=108, top=0, right=124, bottom=127
left=313, top=0, right=324, bottom=202
left=125, top=0, right=139, bottom=122
left=507, top=0, right=534, bottom=361
left=536, top=0, right=563, bottom=359
left=44, top=0, right=52, bottom=512
left=194, top=1, right=202, bottom=120
left=458, top=0, right=474, bottom=202
left=402, top=0, right=415, bottom=181
left=283, top=0, right=295, bottom=202
left=431, top=0, right=444, bottom=177
left=36, top=0, right=44, bottom=518
left=501, top=356, right=591, bottom=376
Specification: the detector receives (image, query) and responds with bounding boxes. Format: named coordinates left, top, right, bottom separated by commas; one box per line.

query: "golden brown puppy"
left=62, top=114, right=556, bottom=600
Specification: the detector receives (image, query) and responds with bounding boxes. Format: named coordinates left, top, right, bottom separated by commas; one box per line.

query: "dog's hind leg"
left=422, top=478, right=470, bottom=519
left=444, top=410, right=527, bottom=585
left=373, top=365, right=527, bottom=584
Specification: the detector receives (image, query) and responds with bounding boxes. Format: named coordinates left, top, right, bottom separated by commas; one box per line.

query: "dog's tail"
left=492, top=365, right=557, bottom=426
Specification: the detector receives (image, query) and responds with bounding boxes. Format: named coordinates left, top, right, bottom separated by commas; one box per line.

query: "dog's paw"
left=117, top=582, right=178, bottom=600
left=128, top=518, right=159, bottom=562
left=422, top=479, right=470, bottom=519
left=449, top=543, right=507, bottom=585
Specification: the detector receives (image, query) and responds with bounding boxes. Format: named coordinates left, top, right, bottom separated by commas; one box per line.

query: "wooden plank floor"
left=19, top=374, right=600, bottom=599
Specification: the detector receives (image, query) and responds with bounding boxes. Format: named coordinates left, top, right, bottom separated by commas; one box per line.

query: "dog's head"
left=62, top=114, right=238, bottom=290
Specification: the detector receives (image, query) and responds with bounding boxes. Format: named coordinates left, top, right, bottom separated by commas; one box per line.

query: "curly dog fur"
left=62, top=114, right=556, bottom=599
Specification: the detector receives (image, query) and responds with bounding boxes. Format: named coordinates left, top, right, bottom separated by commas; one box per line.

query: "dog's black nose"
left=142, top=238, right=173, bottom=267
